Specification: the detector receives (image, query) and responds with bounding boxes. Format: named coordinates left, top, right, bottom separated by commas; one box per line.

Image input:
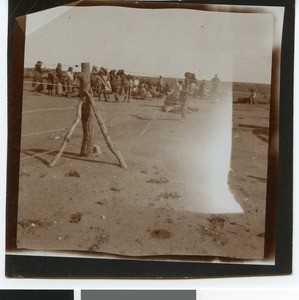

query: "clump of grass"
left=150, top=229, right=171, bottom=239
left=147, top=177, right=169, bottom=184
left=69, top=212, right=83, bottom=223
left=110, top=187, right=121, bottom=192
left=158, top=191, right=181, bottom=200
left=207, top=215, right=226, bottom=229
left=65, top=171, right=80, bottom=178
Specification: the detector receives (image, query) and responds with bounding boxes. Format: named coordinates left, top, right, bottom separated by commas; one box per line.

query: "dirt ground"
left=16, top=84, right=270, bottom=260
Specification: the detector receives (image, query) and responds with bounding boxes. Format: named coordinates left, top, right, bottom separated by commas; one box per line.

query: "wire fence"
left=23, top=79, right=253, bottom=96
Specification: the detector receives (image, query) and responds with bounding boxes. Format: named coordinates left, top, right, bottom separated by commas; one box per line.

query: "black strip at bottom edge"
left=5, top=254, right=291, bottom=279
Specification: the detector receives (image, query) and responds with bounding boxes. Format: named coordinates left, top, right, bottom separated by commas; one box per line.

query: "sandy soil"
left=16, top=85, right=269, bottom=260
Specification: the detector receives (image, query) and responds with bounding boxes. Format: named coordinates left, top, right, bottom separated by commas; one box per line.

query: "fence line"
left=23, top=79, right=252, bottom=95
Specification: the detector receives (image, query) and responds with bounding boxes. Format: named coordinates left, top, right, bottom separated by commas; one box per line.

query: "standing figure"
left=115, top=70, right=123, bottom=102
left=47, top=70, right=54, bottom=95
left=117, top=69, right=126, bottom=96
left=173, top=79, right=183, bottom=100
left=109, top=69, right=120, bottom=102
left=32, top=61, right=44, bottom=92
left=210, top=74, right=220, bottom=95
left=157, top=76, right=164, bottom=94
left=97, top=68, right=111, bottom=102
left=179, top=73, right=192, bottom=120
left=54, top=63, right=67, bottom=95
left=199, top=80, right=207, bottom=99
left=123, top=74, right=133, bottom=103
left=90, top=65, right=99, bottom=95
left=66, top=67, right=74, bottom=97
left=102, top=68, right=111, bottom=100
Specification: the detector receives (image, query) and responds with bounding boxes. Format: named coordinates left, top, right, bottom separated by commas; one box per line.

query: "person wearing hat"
left=54, top=63, right=67, bottom=95
left=32, top=61, right=44, bottom=92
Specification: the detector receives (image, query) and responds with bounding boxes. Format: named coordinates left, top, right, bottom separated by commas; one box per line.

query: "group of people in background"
left=30, top=61, right=261, bottom=121
left=162, top=73, right=222, bottom=120
left=90, top=66, right=134, bottom=103
left=31, top=61, right=224, bottom=121
left=89, top=66, right=175, bottom=103
left=31, top=61, right=222, bottom=102
left=32, top=61, right=75, bottom=97
left=32, top=61, right=177, bottom=102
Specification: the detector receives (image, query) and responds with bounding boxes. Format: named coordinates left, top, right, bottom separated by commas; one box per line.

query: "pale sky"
left=24, top=5, right=276, bottom=83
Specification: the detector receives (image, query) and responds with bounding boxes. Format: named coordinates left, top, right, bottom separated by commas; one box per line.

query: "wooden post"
left=80, top=62, right=94, bottom=157
left=48, top=62, right=127, bottom=169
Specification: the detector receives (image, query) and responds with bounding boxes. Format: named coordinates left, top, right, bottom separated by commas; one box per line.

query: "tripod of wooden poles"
left=48, top=62, right=127, bottom=169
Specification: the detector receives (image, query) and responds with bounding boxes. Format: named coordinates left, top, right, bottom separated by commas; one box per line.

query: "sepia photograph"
left=5, top=0, right=293, bottom=278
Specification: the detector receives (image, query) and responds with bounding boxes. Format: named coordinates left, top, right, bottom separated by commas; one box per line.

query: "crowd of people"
left=33, top=61, right=79, bottom=97
left=31, top=60, right=224, bottom=120
left=89, top=67, right=175, bottom=103
left=31, top=61, right=183, bottom=101
left=31, top=61, right=222, bottom=100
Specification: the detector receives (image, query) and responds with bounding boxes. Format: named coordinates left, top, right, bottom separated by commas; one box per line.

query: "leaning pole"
left=48, top=62, right=127, bottom=169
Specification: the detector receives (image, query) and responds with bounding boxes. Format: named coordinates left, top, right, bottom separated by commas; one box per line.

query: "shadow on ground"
left=21, top=149, right=119, bottom=167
